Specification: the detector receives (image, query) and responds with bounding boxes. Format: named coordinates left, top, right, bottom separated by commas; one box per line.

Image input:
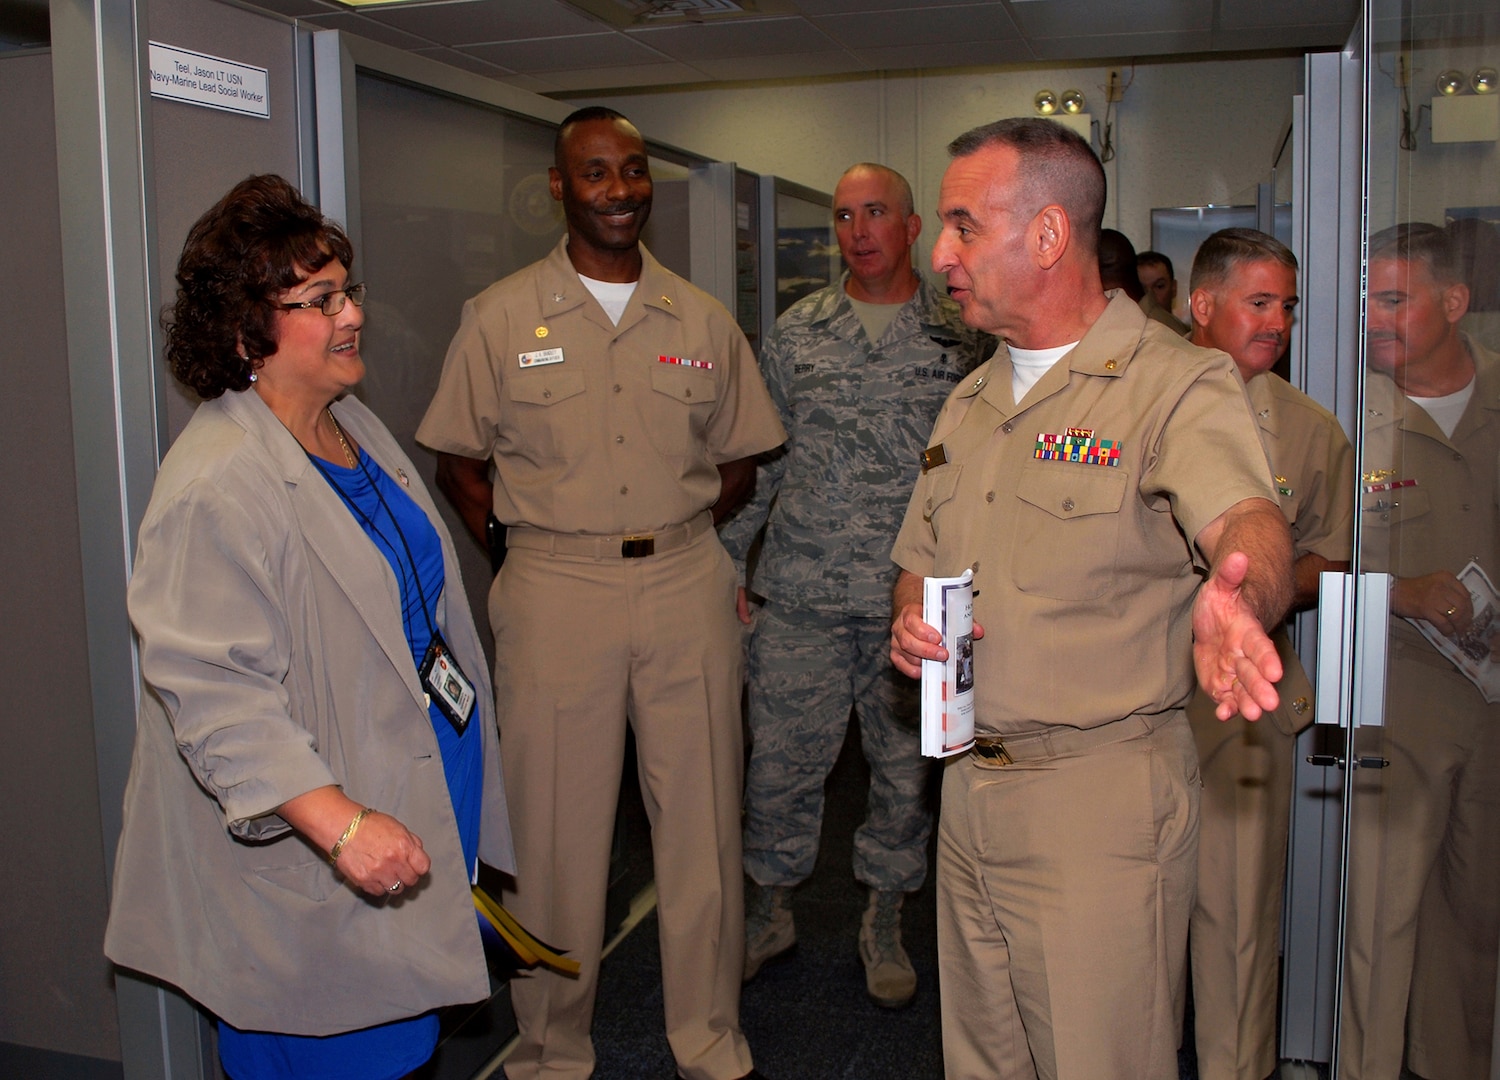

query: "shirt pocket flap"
left=509, top=367, right=586, bottom=406
left=1015, top=465, right=1128, bottom=521
left=1361, top=485, right=1429, bottom=525
left=921, top=464, right=964, bottom=522
left=649, top=362, right=719, bottom=405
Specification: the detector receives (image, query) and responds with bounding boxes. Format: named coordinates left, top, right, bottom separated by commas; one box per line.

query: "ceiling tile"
left=1210, top=23, right=1352, bottom=51
left=496, top=71, right=570, bottom=93
left=535, top=61, right=709, bottom=92
left=853, top=38, right=1036, bottom=68
left=299, top=10, right=441, bottom=49
left=369, top=0, right=605, bottom=47
left=1006, top=0, right=1213, bottom=40
left=411, top=45, right=517, bottom=76
left=237, top=0, right=345, bottom=19
left=1217, top=0, right=1358, bottom=30
left=816, top=5, right=1022, bottom=48
left=628, top=17, right=839, bottom=61
left=1026, top=29, right=1215, bottom=60
left=461, top=31, right=666, bottom=72
left=700, top=50, right=873, bottom=80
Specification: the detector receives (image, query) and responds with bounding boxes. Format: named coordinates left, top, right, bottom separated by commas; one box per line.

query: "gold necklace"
left=326, top=407, right=356, bottom=468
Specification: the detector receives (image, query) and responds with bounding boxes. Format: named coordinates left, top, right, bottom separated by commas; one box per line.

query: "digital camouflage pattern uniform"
left=719, top=273, right=991, bottom=891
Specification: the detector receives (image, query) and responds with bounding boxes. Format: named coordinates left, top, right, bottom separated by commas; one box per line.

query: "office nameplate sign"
left=148, top=43, right=269, bottom=119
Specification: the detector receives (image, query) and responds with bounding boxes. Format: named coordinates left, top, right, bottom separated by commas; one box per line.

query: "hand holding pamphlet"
left=921, top=569, right=976, bottom=757
left=1406, top=559, right=1500, bottom=704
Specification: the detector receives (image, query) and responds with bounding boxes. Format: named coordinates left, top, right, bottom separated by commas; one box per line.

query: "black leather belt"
left=506, top=511, right=712, bottom=560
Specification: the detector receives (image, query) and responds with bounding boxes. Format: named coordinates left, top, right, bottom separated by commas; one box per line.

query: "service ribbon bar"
left=658, top=355, right=713, bottom=370
left=1034, top=431, right=1122, bottom=467
left=1362, top=477, right=1416, bottom=493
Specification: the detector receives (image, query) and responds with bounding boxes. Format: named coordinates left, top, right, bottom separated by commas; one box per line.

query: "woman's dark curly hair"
left=164, top=174, right=354, bottom=399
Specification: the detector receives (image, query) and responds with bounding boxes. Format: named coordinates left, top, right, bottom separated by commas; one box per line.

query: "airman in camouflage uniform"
left=719, top=163, right=991, bottom=1008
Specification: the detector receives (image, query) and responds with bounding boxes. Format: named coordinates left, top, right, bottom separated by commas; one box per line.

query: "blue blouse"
left=218, top=447, right=483, bottom=1080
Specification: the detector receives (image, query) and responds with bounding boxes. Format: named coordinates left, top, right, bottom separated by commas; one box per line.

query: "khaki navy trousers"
left=936, top=712, right=1199, bottom=1080
left=1187, top=692, right=1296, bottom=1080
left=1342, top=638, right=1500, bottom=1080
left=493, top=529, right=752, bottom=1080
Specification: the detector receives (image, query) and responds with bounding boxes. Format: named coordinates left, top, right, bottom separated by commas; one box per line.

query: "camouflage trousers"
left=742, top=602, right=933, bottom=892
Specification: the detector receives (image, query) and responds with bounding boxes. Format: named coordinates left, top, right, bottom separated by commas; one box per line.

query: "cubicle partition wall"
left=757, top=176, right=839, bottom=348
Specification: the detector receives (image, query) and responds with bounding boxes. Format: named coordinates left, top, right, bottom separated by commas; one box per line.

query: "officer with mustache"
left=1184, top=228, right=1354, bottom=1080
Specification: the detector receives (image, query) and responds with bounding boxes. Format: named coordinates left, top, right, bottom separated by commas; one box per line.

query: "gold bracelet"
left=329, top=807, right=374, bottom=864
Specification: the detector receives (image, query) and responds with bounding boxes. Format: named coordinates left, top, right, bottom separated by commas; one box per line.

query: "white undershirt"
left=1408, top=377, right=1475, bottom=440
left=1008, top=341, right=1079, bottom=402
left=578, top=274, right=638, bottom=326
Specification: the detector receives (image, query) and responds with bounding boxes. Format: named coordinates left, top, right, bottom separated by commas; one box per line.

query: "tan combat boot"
left=743, top=883, right=795, bottom=982
left=859, top=889, right=916, bottom=1008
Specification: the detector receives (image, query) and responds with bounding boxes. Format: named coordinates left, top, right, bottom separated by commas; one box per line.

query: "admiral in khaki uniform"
left=417, top=108, right=784, bottom=1080
left=1342, top=223, right=1500, bottom=1080
left=889, top=118, right=1293, bottom=1080
left=1182, top=229, right=1354, bottom=1080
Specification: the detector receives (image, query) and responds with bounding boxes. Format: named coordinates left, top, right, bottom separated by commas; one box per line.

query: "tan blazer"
left=104, top=389, right=514, bottom=1036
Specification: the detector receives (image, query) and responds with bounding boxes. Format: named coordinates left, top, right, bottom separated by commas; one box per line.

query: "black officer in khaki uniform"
left=890, top=119, right=1293, bottom=1080
left=418, top=108, right=784, bottom=1080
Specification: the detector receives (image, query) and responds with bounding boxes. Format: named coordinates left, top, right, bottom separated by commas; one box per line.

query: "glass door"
left=1339, top=3, right=1500, bottom=1078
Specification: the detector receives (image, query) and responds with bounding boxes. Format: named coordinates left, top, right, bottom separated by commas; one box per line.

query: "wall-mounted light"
left=1437, top=69, right=1466, bottom=96
left=1034, top=90, right=1057, bottom=116
left=1060, top=89, right=1086, bottom=114
left=1432, top=63, right=1500, bottom=143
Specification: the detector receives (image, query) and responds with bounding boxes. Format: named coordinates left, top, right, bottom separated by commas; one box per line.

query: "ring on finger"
left=1445, top=606, right=1457, bottom=617
left=388, top=882, right=402, bottom=894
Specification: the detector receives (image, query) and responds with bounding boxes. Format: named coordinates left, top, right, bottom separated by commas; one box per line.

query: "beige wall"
left=572, top=54, right=1304, bottom=274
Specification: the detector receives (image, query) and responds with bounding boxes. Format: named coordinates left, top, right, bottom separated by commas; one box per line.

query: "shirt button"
left=1463, top=502, right=1471, bottom=511
left=684, top=389, right=693, bottom=399
left=542, top=389, right=552, bottom=399
left=1453, top=451, right=1463, bottom=461
left=620, top=485, right=628, bottom=495
left=615, top=435, right=625, bottom=444
left=971, top=560, right=980, bottom=574
left=1001, top=422, right=1014, bottom=434
left=985, top=491, right=995, bottom=503
left=1061, top=498, right=1075, bottom=512
left=613, top=384, right=622, bottom=393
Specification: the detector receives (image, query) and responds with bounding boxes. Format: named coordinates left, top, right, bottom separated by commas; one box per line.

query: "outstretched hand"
left=1193, top=550, right=1283, bottom=721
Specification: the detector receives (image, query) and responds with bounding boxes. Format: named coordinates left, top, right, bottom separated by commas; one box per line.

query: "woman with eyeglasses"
left=104, top=174, right=514, bottom=1080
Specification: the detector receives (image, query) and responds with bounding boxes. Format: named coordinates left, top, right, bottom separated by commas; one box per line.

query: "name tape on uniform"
left=519, top=348, right=564, bottom=368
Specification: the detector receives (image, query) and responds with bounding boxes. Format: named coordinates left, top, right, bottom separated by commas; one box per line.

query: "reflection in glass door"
left=1340, top=3, right=1500, bottom=1078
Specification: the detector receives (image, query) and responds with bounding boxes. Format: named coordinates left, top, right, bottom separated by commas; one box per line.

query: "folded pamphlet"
left=921, top=569, right=976, bottom=757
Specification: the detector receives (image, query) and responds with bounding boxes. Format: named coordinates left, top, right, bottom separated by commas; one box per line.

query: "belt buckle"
left=972, top=737, right=1013, bottom=766
left=621, top=535, right=655, bottom=558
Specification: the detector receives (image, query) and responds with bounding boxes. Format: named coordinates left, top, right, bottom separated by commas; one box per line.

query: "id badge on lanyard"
left=420, top=631, right=475, bottom=733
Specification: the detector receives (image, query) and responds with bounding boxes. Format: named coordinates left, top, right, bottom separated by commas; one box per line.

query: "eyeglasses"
left=279, top=282, right=367, bottom=316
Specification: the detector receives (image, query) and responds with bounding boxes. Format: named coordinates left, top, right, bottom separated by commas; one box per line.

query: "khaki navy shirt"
left=1361, top=337, right=1500, bottom=657
left=418, top=238, right=785, bottom=535
left=892, top=293, right=1278, bottom=734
